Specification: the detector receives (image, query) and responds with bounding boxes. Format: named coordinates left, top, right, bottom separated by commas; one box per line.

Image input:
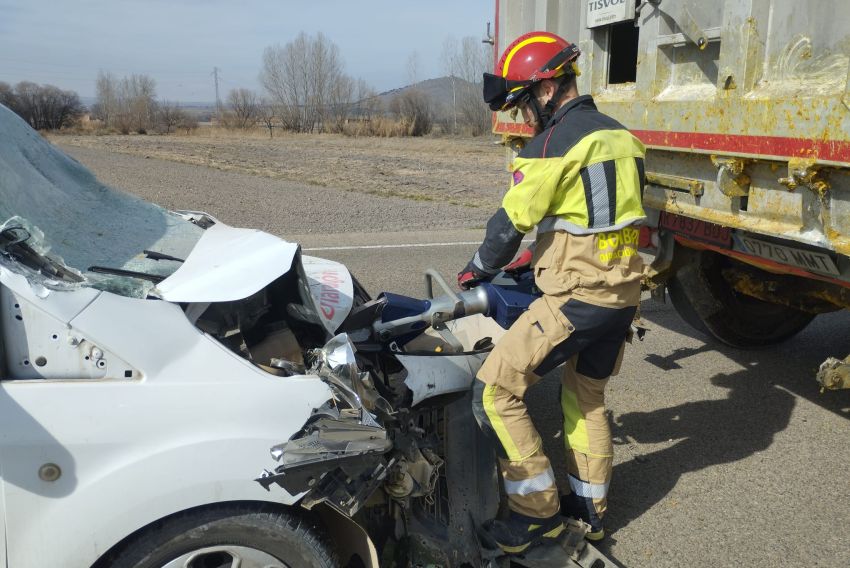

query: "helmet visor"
left=482, top=73, right=534, bottom=111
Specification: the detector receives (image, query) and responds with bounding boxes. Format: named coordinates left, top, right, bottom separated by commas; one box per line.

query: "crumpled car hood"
left=154, top=223, right=298, bottom=303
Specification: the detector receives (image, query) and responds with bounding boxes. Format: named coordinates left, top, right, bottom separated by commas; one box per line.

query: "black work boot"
left=481, top=511, right=565, bottom=555
left=560, top=493, right=604, bottom=541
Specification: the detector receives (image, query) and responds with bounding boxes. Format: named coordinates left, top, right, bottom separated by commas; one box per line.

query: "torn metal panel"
left=259, top=413, right=392, bottom=517
left=269, top=416, right=391, bottom=469
left=154, top=223, right=298, bottom=303
left=397, top=351, right=487, bottom=407
left=308, top=333, right=391, bottom=413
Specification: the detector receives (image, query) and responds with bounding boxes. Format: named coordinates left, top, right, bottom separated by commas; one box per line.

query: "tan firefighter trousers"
left=472, top=293, right=635, bottom=521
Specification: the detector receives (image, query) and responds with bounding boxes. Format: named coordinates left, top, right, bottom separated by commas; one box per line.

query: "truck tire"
left=105, top=504, right=338, bottom=568
left=667, top=249, right=815, bottom=348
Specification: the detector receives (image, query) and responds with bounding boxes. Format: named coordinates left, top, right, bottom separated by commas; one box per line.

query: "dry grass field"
left=51, top=129, right=510, bottom=209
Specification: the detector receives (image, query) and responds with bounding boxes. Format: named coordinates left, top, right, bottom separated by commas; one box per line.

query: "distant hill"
left=377, top=76, right=481, bottom=115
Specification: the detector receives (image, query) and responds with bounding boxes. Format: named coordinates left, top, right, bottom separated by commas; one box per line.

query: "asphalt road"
left=296, top=231, right=850, bottom=568
left=65, top=146, right=850, bottom=568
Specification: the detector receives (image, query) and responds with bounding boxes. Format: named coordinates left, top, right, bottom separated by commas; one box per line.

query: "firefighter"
left=458, top=31, right=646, bottom=553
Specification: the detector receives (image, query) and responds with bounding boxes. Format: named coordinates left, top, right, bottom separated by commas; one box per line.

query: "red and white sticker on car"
left=301, top=255, right=355, bottom=333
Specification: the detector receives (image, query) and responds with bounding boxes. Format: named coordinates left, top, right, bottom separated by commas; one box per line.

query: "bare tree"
left=326, top=74, right=355, bottom=133
left=0, top=81, right=14, bottom=110
left=47, top=86, right=86, bottom=129
left=441, top=36, right=492, bottom=135
left=104, top=73, right=157, bottom=134
left=309, top=32, right=346, bottom=132
left=94, top=71, right=118, bottom=127
left=261, top=33, right=308, bottom=132
left=111, top=90, right=134, bottom=134
left=0, top=81, right=14, bottom=106
left=441, top=37, right=460, bottom=133
left=258, top=99, right=277, bottom=138
left=456, top=37, right=492, bottom=135
left=2, top=82, right=84, bottom=130
left=260, top=32, right=353, bottom=133
left=126, top=74, right=157, bottom=133
left=178, top=114, right=199, bottom=134
left=156, top=100, right=186, bottom=134
left=226, top=88, right=260, bottom=129
left=353, top=79, right=380, bottom=121
left=390, top=89, right=433, bottom=136
left=11, top=81, right=40, bottom=126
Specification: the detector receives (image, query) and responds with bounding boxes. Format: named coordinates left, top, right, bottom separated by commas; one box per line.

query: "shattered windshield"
left=0, top=104, right=204, bottom=297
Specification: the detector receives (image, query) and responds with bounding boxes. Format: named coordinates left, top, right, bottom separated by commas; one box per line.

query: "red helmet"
left=483, top=31, right=580, bottom=111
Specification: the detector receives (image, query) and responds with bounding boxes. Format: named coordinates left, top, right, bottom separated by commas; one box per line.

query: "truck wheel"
left=106, top=504, right=338, bottom=568
left=667, top=249, right=815, bottom=348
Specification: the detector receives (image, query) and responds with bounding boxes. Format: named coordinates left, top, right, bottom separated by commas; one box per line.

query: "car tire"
left=667, top=249, right=815, bottom=348
left=105, top=503, right=338, bottom=568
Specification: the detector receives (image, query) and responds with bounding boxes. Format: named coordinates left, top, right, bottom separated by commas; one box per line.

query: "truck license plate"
left=660, top=212, right=731, bottom=246
left=739, top=236, right=840, bottom=276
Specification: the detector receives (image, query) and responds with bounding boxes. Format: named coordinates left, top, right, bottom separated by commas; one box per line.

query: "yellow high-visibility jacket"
left=470, top=95, right=646, bottom=277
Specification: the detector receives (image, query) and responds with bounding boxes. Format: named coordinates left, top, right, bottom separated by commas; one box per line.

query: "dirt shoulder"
left=50, top=131, right=510, bottom=209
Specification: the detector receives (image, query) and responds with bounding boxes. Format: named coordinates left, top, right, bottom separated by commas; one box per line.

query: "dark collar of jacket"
left=545, top=94, right=597, bottom=129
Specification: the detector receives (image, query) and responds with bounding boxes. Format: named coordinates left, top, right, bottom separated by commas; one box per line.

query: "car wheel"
left=667, top=249, right=815, bottom=348
left=106, top=504, right=338, bottom=568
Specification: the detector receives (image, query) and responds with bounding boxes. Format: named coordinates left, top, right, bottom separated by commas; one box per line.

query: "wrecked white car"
left=1, top=103, right=618, bottom=568
left=0, top=102, right=524, bottom=568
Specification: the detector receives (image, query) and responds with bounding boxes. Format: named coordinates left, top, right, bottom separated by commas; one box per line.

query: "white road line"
left=303, top=239, right=534, bottom=252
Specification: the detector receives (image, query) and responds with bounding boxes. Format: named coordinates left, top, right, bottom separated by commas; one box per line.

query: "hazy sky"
left=0, top=0, right=493, bottom=102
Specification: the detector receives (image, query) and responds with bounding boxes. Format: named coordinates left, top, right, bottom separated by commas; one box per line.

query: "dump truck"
left=491, top=0, right=850, bottom=389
